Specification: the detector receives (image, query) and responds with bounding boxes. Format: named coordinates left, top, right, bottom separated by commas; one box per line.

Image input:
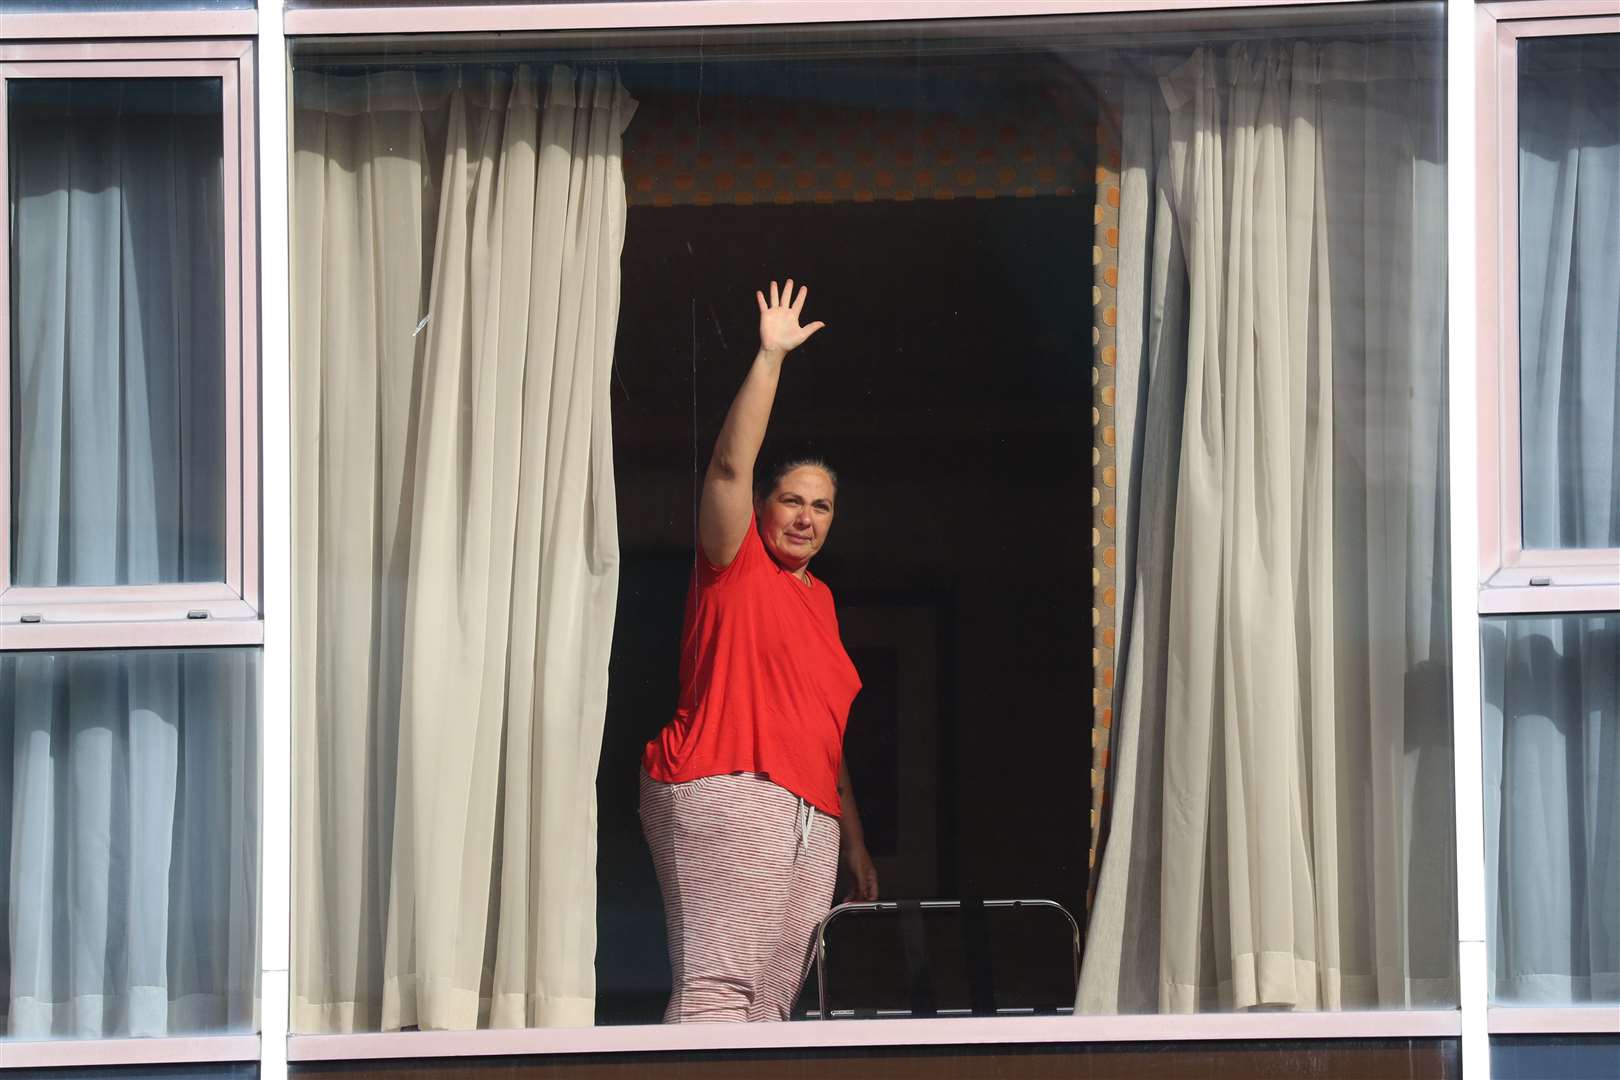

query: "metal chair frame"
left=808, top=898, right=1082, bottom=1020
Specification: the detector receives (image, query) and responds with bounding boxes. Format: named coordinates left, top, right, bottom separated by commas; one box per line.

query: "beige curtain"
left=291, top=65, right=636, bottom=1032
left=1081, top=42, right=1453, bottom=1013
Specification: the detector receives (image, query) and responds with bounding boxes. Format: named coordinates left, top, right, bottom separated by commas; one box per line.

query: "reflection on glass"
left=0, top=648, right=260, bottom=1039
left=288, top=1, right=1453, bottom=1030
left=1493, top=1036, right=1620, bottom=1080
left=1518, top=34, right=1620, bottom=551
left=1484, top=613, right=1620, bottom=1006
left=8, top=78, right=226, bottom=587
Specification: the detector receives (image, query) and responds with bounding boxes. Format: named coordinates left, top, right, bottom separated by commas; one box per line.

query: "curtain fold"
left=1, top=650, right=260, bottom=1038
left=1484, top=31, right=1619, bottom=1012
left=1080, top=41, right=1453, bottom=1014
left=9, top=84, right=226, bottom=587
left=1484, top=614, right=1620, bottom=1004
left=2, top=82, right=254, bottom=1040
left=291, top=65, right=635, bottom=1032
left=1516, top=34, right=1619, bottom=551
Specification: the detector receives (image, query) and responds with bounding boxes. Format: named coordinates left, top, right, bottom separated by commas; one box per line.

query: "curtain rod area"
left=291, top=2, right=1443, bottom=69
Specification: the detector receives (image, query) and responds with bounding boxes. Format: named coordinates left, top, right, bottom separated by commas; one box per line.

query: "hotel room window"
left=1, top=48, right=261, bottom=1042
left=286, top=1, right=1456, bottom=1031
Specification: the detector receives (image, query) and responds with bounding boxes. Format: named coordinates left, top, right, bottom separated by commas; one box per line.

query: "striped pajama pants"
left=639, top=769, right=840, bottom=1022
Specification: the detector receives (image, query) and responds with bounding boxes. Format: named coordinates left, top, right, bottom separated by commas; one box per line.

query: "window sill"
left=1477, top=582, right=1620, bottom=615
left=0, top=613, right=264, bottom=650
left=285, top=1010, right=1464, bottom=1062
left=1488, top=1007, right=1620, bottom=1036
left=0, top=1034, right=259, bottom=1070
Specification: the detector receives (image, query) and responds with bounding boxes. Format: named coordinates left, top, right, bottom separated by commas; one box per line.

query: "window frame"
left=0, top=32, right=265, bottom=1074
left=271, top=0, right=1474, bottom=1068
left=0, top=8, right=257, bottom=41
left=0, top=1, right=1560, bottom=1076
left=1473, top=0, right=1620, bottom=1045
left=0, top=1035, right=262, bottom=1070
left=1475, top=4, right=1620, bottom=617
left=278, top=0, right=1402, bottom=36
left=0, top=38, right=262, bottom=650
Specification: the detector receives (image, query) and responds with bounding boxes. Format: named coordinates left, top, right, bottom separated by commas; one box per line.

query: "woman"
left=640, top=279, right=880, bottom=1024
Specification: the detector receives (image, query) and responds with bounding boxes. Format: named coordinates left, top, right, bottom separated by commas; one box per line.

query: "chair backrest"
left=806, top=898, right=1081, bottom=1020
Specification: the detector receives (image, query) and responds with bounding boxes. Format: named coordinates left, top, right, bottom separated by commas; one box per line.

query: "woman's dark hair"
left=754, top=455, right=839, bottom=504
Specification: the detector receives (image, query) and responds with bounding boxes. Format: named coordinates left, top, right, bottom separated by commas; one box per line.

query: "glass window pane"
left=8, top=78, right=227, bottom=587
left=1493, top=1036, right=1620, bottom=1080
left=1484, top=612, right=1620, bottom=1006
left=1517, top=34, right=1620, bottom=551
left=0, top=647, right=259, bottom=1039
left=289, top=1, right=1452, bottom=1031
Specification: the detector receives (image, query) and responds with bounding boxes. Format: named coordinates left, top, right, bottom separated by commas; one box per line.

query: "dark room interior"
left=597, top=134, right=1099, bottom=1021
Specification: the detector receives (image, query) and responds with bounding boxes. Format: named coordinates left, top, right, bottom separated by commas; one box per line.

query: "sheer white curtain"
left=1485, top=31, right=1619, bottom=1008
left=9, top=85, right=225, bottom=587
left=1, top=652, right=260, bottom=1038
left=1484, top=614, right=1620, bottom=1004
left=1080, top=41, right=1454, bottom=1013
left=1517, top=34, right=1619, bottom=551
left=291, top=65, right=635, bottom=1032
left=2, top=86, right=256, bottom=1039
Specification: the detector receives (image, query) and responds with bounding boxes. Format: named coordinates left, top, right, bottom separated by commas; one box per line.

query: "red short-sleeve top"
left=641, top=516, right=862, bottom=816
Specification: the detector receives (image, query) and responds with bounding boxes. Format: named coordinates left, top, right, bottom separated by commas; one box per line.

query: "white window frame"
left=0, top=23, right=265, bottom=1076
left=0, top=7, right=256, bottom=40
left=1474, top=1, right=1620, bottom=617
left=1472, top=0, right=1620, bottom=1048
left=13, top=3, right=1601, bottom=1079
left=268, top=0, right=1473, bottom=1075
left=0, top=36, right=263, bottom=651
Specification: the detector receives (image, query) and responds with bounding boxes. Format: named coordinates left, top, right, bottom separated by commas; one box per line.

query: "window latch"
left=1529, top=576, right=1552, bottom=587
left=20, top=613, right=42, bottom=623
left=187, top=609, right=211, bottom=620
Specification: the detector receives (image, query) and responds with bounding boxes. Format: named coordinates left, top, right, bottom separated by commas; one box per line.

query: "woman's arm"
left=698, top=280, right=824, bottom=568
left=838, top=759, right=880, bottom=901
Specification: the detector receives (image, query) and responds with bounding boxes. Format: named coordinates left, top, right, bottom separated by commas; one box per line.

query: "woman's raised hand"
left=756, top=279, right=825, bottom=356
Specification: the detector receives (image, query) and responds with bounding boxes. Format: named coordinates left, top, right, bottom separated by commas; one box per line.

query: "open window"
left=287, top=1, right=1458, bottom=1037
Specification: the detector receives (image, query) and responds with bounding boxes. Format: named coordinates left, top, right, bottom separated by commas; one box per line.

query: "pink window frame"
left=281, top=0, right=1388, bottom=37
left=0, top=1034, right=260, bottom=1071
left=1475, top=2, right=1620, bottom=617
left=274, top=0, right=1470, bottom=1063
left=0, top=9, right=256, bottom=41
left=0, top=38, right=262, bottom=651
left=285, top=1011, right=1464, bottom=1064
left=1472, top=2, right=1620, bottom=1044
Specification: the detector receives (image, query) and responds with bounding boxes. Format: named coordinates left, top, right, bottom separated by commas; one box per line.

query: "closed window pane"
left=8, top=78, right=227, bottom=587
left=1518, top=34, right=1620, bottom=551
left=1493, top=1036, right=1620, bottom=1080
left=1484, top=612, right=1620, bottom=1006
left=0, top=647, right=259, bottom=1038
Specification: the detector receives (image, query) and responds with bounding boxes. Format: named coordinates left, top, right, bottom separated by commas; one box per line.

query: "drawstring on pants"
left=797, top=797, right=815, bottom=855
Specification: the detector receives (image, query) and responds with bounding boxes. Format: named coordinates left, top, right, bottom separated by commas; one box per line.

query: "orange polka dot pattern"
left=1087, top=115, right=1121, bottom=915
left=623, top=92, right=1084, bottom=208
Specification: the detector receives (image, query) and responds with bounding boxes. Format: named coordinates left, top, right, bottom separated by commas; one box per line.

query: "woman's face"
left=756, top=466, right=836, bottom=572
